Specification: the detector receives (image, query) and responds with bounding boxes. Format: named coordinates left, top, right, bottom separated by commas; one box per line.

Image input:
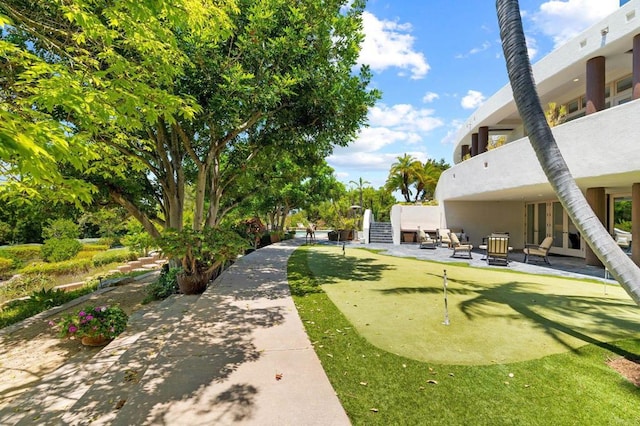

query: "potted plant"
left=158, top=227, right=248, bottom=295
left=56, top=304, right=128, bottom=346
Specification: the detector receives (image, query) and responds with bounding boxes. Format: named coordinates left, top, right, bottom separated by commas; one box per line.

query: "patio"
left=322, top=238, right=616, bottom=283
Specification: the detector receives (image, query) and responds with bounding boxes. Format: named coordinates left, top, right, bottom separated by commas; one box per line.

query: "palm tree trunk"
left=496, top=0, right=640, bottom=305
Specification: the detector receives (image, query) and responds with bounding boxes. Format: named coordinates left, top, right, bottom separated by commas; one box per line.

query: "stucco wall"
left=442, top=200, right=525, bottom=249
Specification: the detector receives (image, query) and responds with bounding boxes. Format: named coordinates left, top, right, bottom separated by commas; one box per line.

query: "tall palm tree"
left=385, top=154, right=420, bottom=202
left=349, top=177, right=371, bottom=209
left=496, top=0, right=640, bottom=305
left=414, top=159, right=447, bottom=202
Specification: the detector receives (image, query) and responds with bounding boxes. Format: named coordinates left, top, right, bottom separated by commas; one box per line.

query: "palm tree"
left=349, top=177, right=371, bottom=210
left=385, top=154, right=420, bottom=202
left=414, top=159, right=448, bottom=202
left=496, top=0, right=640, bottom=305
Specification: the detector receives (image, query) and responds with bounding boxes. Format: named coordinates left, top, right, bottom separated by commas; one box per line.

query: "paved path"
left=0, top=240, right=350, bottom=425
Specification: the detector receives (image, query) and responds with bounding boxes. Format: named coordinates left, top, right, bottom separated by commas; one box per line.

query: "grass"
left=289, top=245, right=640, bottom=425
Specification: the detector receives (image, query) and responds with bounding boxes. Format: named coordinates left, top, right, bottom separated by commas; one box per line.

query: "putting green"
left=306, top=245, right=640, bottom=365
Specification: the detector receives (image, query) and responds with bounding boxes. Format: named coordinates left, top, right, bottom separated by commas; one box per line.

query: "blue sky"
left=328, top=0, right=620, bottom=191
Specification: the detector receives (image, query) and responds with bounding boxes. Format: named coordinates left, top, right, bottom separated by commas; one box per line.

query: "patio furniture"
left=486, top=236, right=510, bottom=265
left=614, top=229, right=632, bottom=253
left=450, top=232, right=473, bottom=259
left=418, top=228, right=437, bottom=249
left=523, top=236, right=554, bottom=264
left=437, top=228, right=452, bottom=248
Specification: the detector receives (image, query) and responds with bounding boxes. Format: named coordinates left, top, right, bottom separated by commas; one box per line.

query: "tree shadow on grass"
left=377, top=272, right=640, bottom=360
left=288, top=248, right=397, bottom=299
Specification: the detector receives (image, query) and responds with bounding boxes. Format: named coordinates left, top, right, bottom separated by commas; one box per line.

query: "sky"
left=327, top=0, right=621, bottom=191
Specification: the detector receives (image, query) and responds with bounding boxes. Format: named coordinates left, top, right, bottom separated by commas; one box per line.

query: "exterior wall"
left=442, top=201, right=525, bottom=249
left=390, top=204, right=443, bottom=245
left=436, top=99, right=640, bottom=202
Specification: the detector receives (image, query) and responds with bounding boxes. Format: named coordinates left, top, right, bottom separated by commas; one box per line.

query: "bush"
left=92, top=248, right=137, bottom=267
left=19, top=258, right=92, bottom=276
left=0, top=257, right=14, bottom=278
left=41, top=238, right=82, bottom=262
left=42, top=219, right=80, bottom=240
left=0, top=245, right=42, bottom=266
left=81, top=243, right=110, bottom=252
left=144, top=266, right=180, bottom=303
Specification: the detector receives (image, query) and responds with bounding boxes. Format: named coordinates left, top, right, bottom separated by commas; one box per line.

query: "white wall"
left=390, top=204, right=444, bottom=245
left=442, top=201, right=525, bottom=249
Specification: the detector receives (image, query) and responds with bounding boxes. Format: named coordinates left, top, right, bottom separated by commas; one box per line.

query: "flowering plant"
left=56, top=305, right=128, bottom=340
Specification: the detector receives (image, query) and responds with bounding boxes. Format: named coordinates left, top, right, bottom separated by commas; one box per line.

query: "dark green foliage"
left=28, top=287, right=68, bottom=309
left=144, top=266, right=180, bottom=303
left=41, top=238, right=82, bottom=262
left=0, top=283, right=97, bottom=329
left=42, top=219, right=80, bottom=240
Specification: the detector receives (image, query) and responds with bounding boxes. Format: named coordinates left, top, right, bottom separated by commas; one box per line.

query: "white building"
left=434, top=0, right=640, bottom=266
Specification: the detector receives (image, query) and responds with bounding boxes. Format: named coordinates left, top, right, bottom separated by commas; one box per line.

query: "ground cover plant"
left=288, top=245, right=640, bottom=425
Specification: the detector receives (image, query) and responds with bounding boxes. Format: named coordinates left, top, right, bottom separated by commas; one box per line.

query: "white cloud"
left=358, top=12, right=430, bottom=79
left=422, top=92, right=439, bottom=103
left=368, top=104, right=443, bottom=133
left=531, top=0, right=618, bottom=47
left=455, top=41, right=491, bottom=59
left=440, top=119, right=464, bottom=146
left=461, top=90, right=485, bottom=110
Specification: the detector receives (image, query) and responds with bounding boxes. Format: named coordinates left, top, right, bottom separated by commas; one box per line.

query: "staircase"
left=369, top=222, right=393, bottom=244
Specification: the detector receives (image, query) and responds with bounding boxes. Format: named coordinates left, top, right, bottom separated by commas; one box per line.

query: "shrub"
left=92, top=248, right=136, bottom=267
left=144, top=266, right=180, bottom=303
left=19, top=258, right=92, bottom=276
left=0, top=245, right=42, bottom=265
left=81, top=243, right=110, bottom=252
left=56, top=304, right=128, bottom=340
left=41, top=238, right=82, bottom=262
left=42, top=219, right=80, bottom=240
left=0, top=257, right=14, bottom=278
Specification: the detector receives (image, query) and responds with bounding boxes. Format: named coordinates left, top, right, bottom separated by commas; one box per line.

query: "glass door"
left=526, top=201, right=583, bottom=257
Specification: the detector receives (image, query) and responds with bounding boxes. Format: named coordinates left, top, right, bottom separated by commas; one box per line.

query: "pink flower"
left=86, top=315, right=94, bottom=321
left=78, top=311, right=86, bottom=317
left=68, top=325, right=78, bottom=333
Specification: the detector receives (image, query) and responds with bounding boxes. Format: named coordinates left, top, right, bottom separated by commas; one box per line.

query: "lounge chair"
left=437, top=228, right=452, bottom=248
left=523, top=236, right=553, bottom=264
left=486, top=236, right=510, bottom=265
left=418, top=228, right=436, bottom=249
left=450, top=232, right=473, bottom=259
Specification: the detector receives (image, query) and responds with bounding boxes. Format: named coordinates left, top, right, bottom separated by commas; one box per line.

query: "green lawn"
left=289, top=245, right=640, bottom=425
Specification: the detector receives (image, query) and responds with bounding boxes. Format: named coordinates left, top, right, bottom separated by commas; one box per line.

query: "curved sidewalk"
left=114, top=239, right=350, bottom=425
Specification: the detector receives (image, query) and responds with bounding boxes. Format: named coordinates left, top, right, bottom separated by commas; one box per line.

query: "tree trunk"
left=496, top=0, right=640, bottom=305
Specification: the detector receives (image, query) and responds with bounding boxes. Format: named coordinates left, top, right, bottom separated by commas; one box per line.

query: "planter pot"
left=177, top=271, right=211, bottom=295
left=81, top=335, right=110, bottom=347
left=328, top=231, right=339, bottom=241
left=402, top=231, right=416, bottom=243
left=270, top=233, right=281, bottom=243
left=339, top=229, right=354, bottom=241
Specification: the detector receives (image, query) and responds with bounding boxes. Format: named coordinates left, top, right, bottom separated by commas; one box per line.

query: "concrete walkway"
left=1, top=237, right=618, bottom=425
left=0, top=239, right=350, bottom=425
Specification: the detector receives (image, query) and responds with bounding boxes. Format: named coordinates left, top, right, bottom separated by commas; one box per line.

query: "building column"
left=586, top=56, right=606, bottom=115
left=461, top=144, right=470, bottom=161
left=585, top=187, right=606, bottom=266
left=478, top=126, right=489, bottom=153
left=633, top=34, right=640, bottom=100
left=471, top=133, right=478, bottom=157
left=632, top=183, right=640, bottom=266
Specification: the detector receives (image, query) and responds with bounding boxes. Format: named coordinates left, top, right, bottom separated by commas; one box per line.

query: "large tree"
left=496, top=0, right=640, bottom=305
left=0, top=0, right=235, bottom=208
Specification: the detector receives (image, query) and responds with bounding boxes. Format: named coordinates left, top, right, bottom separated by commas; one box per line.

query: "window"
left=616, top=76, right=632, bottom=94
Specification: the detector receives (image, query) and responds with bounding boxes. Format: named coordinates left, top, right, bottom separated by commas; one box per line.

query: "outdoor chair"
left=437, top=228, right=452, bottom=248
left=614, top=229, right=632, bottom=253
left=523, top=236, right=553, bottom=264
left=450, top=232, right=473, bottom=259
left=418, top=228, right=436, bottom=249
left=486, top=236, right=510, bottom=265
